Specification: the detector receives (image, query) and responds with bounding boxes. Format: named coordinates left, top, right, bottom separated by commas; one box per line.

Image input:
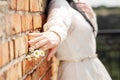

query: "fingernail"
left=47, top=58, right=50, bottom=61
left=28, top=41, right=30, bottom=44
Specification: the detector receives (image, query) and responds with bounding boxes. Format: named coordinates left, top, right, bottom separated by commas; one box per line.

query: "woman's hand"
left=28, top=31, right=61, bottom=61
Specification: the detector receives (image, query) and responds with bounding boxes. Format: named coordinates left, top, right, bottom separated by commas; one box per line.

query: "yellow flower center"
left=35, top=52, right=39, bottom=55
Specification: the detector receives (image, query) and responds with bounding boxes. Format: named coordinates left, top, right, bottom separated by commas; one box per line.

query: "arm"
left=28, top=0, right=72, bottom=61
left=44, top=0, right=72, bottom=42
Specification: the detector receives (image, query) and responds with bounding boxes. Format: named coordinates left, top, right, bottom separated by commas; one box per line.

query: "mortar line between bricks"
left=9, top=10, right=45, bottom=14
left=0, top=31, right=28, bottom=44
left=0, top=29, right=41, bottom=44
left=19, top=56, right=48, bottom=80
left=0, top=54, right=26, bottom=75
left=39, top=65, right=52, bottom=80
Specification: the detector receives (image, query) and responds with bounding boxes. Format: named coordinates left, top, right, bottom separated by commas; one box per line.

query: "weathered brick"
left=30, top=0, right=39, bottom=12
left=0, top=0, right=52, bottom=80
left=51, top=56, right=59, bottom=80
left=8, top=40, right=14, bottom=61
left=13, top=35, right=27, bottom=58
left=22, top=59, right=34, bottom=75
left=33, top=15, right=42, bottom=29
left=21, top=14, right=33, bottom=32
left=0, top=44, right=2, bottom=67
left=10, top=0, right=17, bottom=10
left=18, top=36, right=28, bottom=56
left=32, top=68, right=41, bottom=80
left=6, top=64, right=19, bottom=80
left=39, top=0, right=47, bottom=12
left=5, top=13, right=21, bottom=35
left=17, top=0, right=24, bottom=11
left=0, top=26, right=2, bottom=37
left=13, top=37, right=20, bottom=58
left=24, top=0, right=29, bottom=11
left=17, top=62, right=22, bottom=79
left=25, top=35, right=29, bottom=53
left=42, top=68, right=52, bottom=80
left=34, top=57, right=42, bottom=65
left=37, top=60, right=48, bottom=77
left=5, top=14, right=12, bottom=36
left=1, top=42, right=9, bottom=66
left=16, top=0, right=30, bottom=11
left=25, top=75, right=32, bottom=80
left=11, top=13, right=21, bottom=34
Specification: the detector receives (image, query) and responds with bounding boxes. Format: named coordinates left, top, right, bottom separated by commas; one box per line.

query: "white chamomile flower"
left=39, top=50, right=45, bottom=57
left=33, top=50, right=41, bottom=58
left=29, top=47, right=34, bottom=53
left=26, top=55, right=32, bottom=61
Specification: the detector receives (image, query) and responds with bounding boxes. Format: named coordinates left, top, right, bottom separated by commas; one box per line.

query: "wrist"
left=49, top=31, right=61, bottom=43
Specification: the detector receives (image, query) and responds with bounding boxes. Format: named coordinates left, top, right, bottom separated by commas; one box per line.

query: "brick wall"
left=0, top=0, right=53, bottom=80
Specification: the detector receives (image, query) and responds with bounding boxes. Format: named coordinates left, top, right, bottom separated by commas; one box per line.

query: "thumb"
left=47, top=47, right=57, bottom=61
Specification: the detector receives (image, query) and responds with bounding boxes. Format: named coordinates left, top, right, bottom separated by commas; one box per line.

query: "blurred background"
left=84, top=0, right=120, bottom=80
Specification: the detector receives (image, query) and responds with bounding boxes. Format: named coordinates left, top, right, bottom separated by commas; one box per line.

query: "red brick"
left=8, top=40, right=14, bottom=61
left=17, top=0, right=24, bottom=11
left=25, top=75, right=32, bottom=80
left=22, top=59, right=34, bottom=75
left=5, top=14, right=12, bottom=36
left=5, top=14, right=21, bottom=35
left=18, top=36, right=28, bottom=56
left=51, top=56, right=59, bottom=80
left=32, top=68, right=41, bottom=80
left=17, top=62, right=22, bottom=78
left=11, top=13, right=21, bottom=34
left=34, top=57, right=42, bottom=65
left=13, top=36, right=28, bottom=58
left=37, top=60, right=48, bottom=77
left=1, top=42, right=9, bottom=66
left=0, top=45, right=2, bottom=67
left=0, top=26, right=2, bottom=37
left=42, top=68, right=52, bottom=80
left=33, top=15, right=42, bottom=29
left=24, top=0, right=29, bottom=11
left=30, top=0, right=40, bottom=12
left=13, top=37, right=20, bottom=58
left=21, top=14, right=33, bottom=32
left=6, top=64, right=19, bottom=80
left=25, top=35, right=29, bottom=54
left=16, top=0, right=29, bottom=11
left=10, top=0, right=17, bottom=10
left=38, top=0, right=47, bottom=12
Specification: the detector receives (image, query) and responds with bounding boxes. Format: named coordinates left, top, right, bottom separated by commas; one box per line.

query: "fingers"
left=30, top=38, right=49, bottom=50
left=28, top=36, right=45, bottom=46
left=47, top=47, right=57, bottom=61
left=40, top=42, right=51, bottom=51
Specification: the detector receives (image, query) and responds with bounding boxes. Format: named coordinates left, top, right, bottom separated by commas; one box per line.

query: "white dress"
left=43, top=0, right=112, bottom=80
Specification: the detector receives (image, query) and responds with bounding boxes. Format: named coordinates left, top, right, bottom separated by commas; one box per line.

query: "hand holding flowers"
left=26, top=31, right=61, bottom=61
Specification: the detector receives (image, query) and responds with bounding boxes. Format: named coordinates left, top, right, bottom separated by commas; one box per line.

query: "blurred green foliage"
left=95, top=7, right=120, bottom=80
left=97, top=35, right=120, bottom=80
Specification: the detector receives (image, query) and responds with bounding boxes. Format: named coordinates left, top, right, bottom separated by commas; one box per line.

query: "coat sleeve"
left=43, top=0, right=72, bottom=42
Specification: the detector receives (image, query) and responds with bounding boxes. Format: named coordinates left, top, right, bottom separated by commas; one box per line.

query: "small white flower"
left=33, top=50, right=41, bottom=58
left=26, top=55, right=32, bottom=61
left=29, top=47, right=34, bottom=53
left=39, top=50, right=45, bottom=57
